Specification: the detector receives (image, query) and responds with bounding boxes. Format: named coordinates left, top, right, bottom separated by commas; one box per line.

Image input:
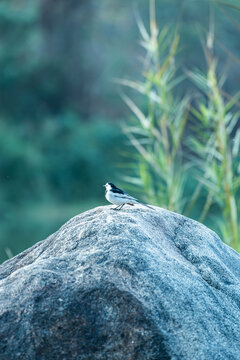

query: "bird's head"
left=103, top=182, right=116, bottom=191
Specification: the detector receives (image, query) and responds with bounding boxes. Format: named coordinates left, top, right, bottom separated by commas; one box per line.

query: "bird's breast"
left=106, top=191, right=126, bottom=205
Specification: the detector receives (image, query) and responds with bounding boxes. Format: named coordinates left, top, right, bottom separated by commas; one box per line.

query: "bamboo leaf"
left=232, top=128, right=240, bottom=157
left=122, top=94, right=149, bottom=129
left=215, top=38, right=240, bottom=66
left=213, top=1, right=240, bottom=11
left=214, top=1, right=240, bottom=32
left=114, top=78, right=146, bottom=93
left=135, top=10, right=150, bottom=42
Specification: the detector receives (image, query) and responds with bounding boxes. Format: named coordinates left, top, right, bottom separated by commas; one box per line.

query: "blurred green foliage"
left=0, top=114, right=123, bottom=262
left=1, top=0, right=240, bottom=262
left=122, top=0, right=240, bottom=250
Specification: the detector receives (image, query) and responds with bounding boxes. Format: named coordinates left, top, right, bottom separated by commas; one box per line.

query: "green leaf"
left=214, top=1, right=240, bottom=11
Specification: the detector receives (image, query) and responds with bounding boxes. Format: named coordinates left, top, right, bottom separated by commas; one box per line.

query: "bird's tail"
left=137, top=201, right=155, bottom=211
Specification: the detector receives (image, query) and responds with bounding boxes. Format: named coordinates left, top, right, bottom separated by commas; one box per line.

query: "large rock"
left=0, top=206, right=240, bottom=360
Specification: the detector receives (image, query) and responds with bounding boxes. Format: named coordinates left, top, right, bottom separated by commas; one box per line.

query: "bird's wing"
left=122, top=192, right=139, bottom=202
left=114, top=187, right=151, bottom=205
left=111, top=188, right=125, bottom=195
left=124, top=193, right=155, bottom=210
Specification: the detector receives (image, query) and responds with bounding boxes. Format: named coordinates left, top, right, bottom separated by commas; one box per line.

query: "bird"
left=104, top=182, right=155, bottom=210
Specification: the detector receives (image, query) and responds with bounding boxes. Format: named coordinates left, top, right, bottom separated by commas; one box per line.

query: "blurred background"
left=1, top=0, right=240, bottom=262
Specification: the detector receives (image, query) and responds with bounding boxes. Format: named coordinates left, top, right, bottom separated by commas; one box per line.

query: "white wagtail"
left=104, top=182, right=155, bottom=210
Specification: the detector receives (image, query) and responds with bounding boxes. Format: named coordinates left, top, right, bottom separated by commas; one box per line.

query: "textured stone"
left=0, top=205, right=240, bottom=359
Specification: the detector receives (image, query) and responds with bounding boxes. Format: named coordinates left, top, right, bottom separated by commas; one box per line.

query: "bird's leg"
left=117, top=204, right=125, bottom=210
left=113, top=204, right=125, bottom=210
left=112, top=205, right=120, bottom=210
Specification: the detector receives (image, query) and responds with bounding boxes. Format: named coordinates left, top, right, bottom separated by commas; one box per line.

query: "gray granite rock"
left=0, top=205, right=240, bottom=360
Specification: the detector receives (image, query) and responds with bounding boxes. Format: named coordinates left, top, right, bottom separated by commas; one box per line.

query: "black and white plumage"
left=104, top=182, right=154, bottom=210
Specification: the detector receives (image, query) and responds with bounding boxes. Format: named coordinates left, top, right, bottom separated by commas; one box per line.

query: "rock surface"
left=1, top=205, right=240, bottom=360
